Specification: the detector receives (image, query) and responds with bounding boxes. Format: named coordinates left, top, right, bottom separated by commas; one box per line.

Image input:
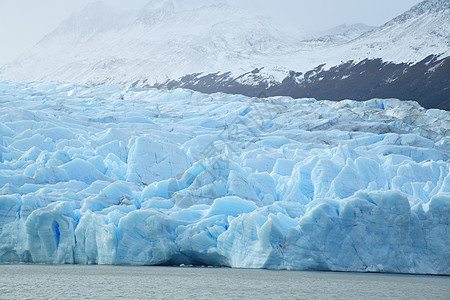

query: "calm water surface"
left=0, top=265, right=448, bottom=300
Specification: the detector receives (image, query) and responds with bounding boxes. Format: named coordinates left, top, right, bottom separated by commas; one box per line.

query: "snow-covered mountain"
left=342, top=0, right=450, bottom=62
left=0, top=0, right=298, bottom=84
left=312, top=23, right=376, bottom=44
left=0, top=0, right=449, bottom=108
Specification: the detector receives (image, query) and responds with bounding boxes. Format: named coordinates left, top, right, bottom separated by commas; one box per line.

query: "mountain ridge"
left=0, top=0, right=448, bottom=109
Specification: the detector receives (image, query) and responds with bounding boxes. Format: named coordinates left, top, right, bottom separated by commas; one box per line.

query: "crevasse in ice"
left=0, top=81, right=449, bottom=274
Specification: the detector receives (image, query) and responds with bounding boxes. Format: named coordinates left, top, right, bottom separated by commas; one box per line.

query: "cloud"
left=0, top=0, right=422, bottom=65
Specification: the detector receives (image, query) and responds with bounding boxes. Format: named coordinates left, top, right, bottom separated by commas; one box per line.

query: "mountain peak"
left=137, top=1, right=177, bottom=25
left=40, top=1, right=121, bottom=44
left=411, top=0, right=450, bottom=13
left=386, top=0, right=449, bottom=25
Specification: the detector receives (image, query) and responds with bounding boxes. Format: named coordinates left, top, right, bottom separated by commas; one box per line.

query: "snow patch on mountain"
left=313, top=23, right=376, bottom=43
left=0, top=0, right=448, bottom=86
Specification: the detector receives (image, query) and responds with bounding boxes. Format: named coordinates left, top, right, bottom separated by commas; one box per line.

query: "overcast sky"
left=0, top=0, right=423, bottom=66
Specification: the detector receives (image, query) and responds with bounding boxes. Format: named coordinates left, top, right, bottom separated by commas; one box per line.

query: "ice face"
left=0, top=81, right=449, bottom=274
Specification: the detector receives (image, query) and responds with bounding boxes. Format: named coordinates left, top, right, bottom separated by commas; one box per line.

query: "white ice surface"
left=0, top=81, right=449, bottom=274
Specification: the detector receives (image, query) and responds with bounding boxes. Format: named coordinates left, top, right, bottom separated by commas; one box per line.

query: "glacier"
left=0, top=81, right=449, bottom=274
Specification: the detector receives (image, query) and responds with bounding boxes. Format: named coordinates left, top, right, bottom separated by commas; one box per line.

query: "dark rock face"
left=150, top=55, right=450, bottom=111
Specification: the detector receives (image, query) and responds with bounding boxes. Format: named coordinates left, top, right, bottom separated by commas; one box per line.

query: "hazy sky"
left=0, top=0, right=423, bottom=66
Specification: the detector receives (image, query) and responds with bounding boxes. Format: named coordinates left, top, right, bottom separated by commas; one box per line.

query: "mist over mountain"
left=0, top=0, right=448, bottom=109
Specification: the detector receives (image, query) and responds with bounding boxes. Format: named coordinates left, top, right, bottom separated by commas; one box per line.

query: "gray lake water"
left=0, top=265, right=448, bottom=300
